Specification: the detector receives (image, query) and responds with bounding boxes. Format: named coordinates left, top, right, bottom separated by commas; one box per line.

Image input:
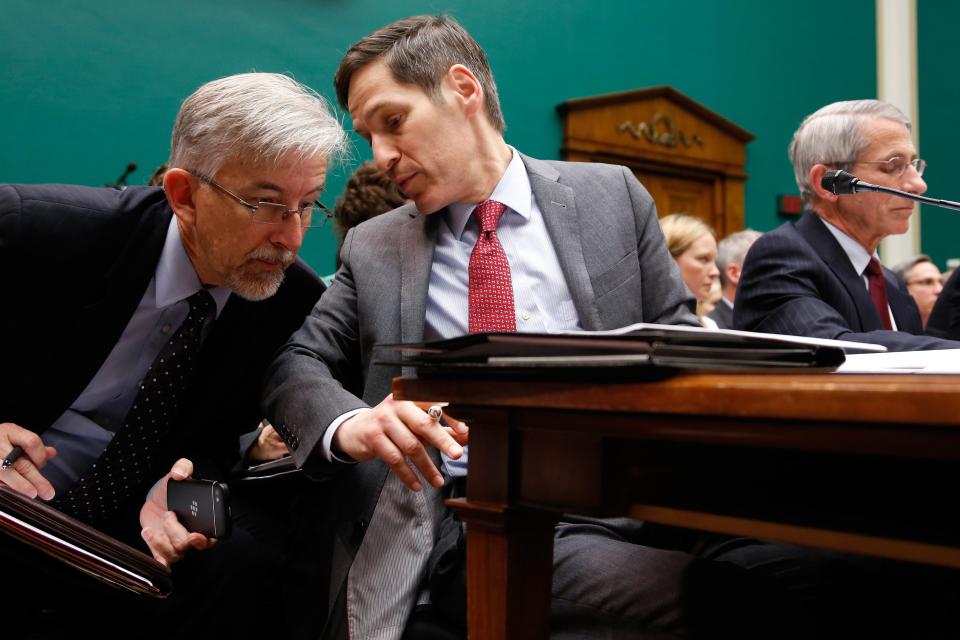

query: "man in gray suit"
left=263, top=15, right=798, bottom=640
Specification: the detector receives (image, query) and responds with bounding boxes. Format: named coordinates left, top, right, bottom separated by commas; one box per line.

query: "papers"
left=556, top=322, right=887, bottom=353
left=836, top=349, right=960, bottom=374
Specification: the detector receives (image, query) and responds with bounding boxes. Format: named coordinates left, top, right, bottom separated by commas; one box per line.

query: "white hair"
left=891, top=254, right=933, bottom=282
left=169, top=72, right=347, bottom=177
left=788, top=99, right=911, bottom=205
left=716, top=229, right=762, bottom=287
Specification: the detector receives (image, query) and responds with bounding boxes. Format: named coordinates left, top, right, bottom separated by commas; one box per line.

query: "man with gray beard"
left=0, top=72, right=345, bottom=638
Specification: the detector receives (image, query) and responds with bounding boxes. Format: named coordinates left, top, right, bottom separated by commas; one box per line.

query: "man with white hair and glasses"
left=0, top=72, right=345, bottom=638
left=735, top=99, right=960, bottom=351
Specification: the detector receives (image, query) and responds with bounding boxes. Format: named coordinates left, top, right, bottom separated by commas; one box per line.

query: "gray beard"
left=224, top=267, right=286, bottom=301
left=223, top=246, right=294, bottom=301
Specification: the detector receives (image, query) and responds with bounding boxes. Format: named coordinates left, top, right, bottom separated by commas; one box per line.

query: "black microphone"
left=821, top=170, right=960, bottom=212
left=106, top=162, right=138, bottom=190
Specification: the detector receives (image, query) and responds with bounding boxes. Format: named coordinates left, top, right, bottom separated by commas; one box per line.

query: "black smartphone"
left=167, top=478, right=232, bottom=539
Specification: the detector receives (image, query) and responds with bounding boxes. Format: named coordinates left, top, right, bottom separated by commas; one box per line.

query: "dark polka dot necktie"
left=54, top=289, right=216, bottom=525
left=468, top=200, right=516, bottom=333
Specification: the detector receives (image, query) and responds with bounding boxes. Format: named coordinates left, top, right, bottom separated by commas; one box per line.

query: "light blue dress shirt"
left=41, top=217, right=230, bottom=493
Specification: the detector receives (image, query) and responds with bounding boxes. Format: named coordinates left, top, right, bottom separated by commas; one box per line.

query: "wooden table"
left=393, top=372, right=960, bottom=640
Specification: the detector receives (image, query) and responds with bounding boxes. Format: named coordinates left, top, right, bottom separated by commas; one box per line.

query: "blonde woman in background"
left=660, top=213, right=721, bottom=328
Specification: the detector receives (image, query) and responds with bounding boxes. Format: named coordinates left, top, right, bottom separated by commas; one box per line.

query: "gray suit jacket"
left=262, top=153, right=697, bottom=633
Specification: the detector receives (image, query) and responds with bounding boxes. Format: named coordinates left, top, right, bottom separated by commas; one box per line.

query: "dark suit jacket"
left=262, top=154, right=698, bottom=635
left=734, top=211, right=959, bottom=351
left=707, top=299, right=734, bottom=329
left=0, top=183, right=323, bottom=540
left=927, top=267, right=960, bottom=340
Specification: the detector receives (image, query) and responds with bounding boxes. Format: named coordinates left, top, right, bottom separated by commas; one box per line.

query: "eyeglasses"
left=835, top=157, right=927, bottom=177
left=906, top=277, right=941, bottom=288
left=190, top=171, right=332, bottom=228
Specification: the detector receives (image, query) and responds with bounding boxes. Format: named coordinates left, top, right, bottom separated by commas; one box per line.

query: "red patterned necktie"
left=865, top=257, right=893, bottom=330
left=468, top=200, right=516, bottom=333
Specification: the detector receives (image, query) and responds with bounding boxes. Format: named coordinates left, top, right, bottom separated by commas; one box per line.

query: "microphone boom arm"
left=822, top=169, right=960, bottom=212
left=851, top=181, right=960, bottom=212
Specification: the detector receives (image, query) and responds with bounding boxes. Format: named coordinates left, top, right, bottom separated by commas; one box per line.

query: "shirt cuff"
left=322, top=408, right=370, bottom=463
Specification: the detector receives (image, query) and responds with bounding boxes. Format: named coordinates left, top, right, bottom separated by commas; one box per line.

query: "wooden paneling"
left=558, top=86, right=753, bottom=237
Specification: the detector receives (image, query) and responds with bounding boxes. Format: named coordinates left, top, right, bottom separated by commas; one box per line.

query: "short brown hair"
left=333, top=162, right=407, bottom=244
left=334, top=15, right=506, bottom=133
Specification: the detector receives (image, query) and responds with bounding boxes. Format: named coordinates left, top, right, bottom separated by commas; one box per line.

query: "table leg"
left=447, top=498, right=556, bottom=640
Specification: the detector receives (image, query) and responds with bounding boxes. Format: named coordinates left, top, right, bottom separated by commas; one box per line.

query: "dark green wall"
left=2, top=0, right=879, bottom=274
left=919, top=2, right=960, bottom=271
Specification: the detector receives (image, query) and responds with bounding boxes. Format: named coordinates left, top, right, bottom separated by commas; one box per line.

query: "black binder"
left=375, top=323, right=876, bottom=377
left=0, top=484, right=172, bottom=597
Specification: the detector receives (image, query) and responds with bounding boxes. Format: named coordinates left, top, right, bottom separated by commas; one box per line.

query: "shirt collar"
left=154, top=216, right=231, bottom=315
left=820, top=217, right=878, bottom=277
left=446, top=146, right=532, bottom=240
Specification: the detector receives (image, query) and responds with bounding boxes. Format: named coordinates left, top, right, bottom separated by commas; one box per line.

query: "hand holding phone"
left=167, top=478, right=232, bottom=539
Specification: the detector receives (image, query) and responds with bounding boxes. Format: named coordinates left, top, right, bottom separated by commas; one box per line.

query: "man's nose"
left=372, top=136, right=399, bottom=175
left=270, top=214, right=304, bottom=253
left=902, top=165, right=927, bottom=195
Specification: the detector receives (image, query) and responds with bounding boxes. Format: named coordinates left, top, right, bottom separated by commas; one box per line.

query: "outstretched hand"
left=333, top=395, right=468, bottom=491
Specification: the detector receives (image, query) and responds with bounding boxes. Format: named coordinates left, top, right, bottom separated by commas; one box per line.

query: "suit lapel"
left=398, top=209, right=438, bottom=344
left=520, top=154, right=602, bottom=330
left=795, top=212, right=884, bottom=331
left=884, top=269, right=923, bottom=333
left=44, top=210, right=171, bottom=428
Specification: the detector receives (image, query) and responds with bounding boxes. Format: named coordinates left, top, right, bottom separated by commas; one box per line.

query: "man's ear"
left=727, top=262, right=742, bottom=287
left=444, top=64, right=483, bottom=118
left=163, top=168, right=199, bottom=226
left=808, top=164, right=839, bottom=203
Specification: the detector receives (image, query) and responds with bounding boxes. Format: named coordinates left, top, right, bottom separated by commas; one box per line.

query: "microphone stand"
left=106, top=162, right=138, bottom=190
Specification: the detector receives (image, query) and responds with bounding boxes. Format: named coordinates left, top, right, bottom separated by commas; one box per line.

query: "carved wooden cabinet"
left=557, top=86, right=753, bottom=237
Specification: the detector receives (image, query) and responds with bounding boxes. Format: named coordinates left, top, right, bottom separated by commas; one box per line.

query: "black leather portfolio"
left=375, top=323, right=878, bottom=377
left=0, top=484, right=172, bottom=597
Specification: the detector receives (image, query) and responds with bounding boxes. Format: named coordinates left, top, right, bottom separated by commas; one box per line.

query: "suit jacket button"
left=352, top=518, right=368, bottom=544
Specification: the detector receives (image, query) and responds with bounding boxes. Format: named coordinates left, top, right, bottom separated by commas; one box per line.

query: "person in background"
left=708, top=229, right=762, bottom=329
left=735, top=99, right=959, bottom=351
left=322, top=161, right=407, bottom=285
left=927, top=266, right=960, bottom=340
left=147, top=162, right=169, bottom=187
left=892, top=254, right=943, bottom=328
left=660, top=213, right=721, bottom=327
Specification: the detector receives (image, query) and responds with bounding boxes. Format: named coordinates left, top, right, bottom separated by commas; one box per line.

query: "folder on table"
left=376, top=323, right=884, bottom=377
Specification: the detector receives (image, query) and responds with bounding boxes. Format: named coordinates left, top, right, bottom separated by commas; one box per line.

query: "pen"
left=1, top=446, right=24, bottom=470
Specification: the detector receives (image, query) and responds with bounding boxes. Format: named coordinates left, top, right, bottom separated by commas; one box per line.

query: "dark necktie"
left=865, top=257, right=893, bottom=330
left=55, top=289, right=217, bottom=525
left=468, top=200, right=516, bottom=333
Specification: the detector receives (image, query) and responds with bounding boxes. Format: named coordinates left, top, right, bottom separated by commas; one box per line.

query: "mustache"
left=246, top=246, right=295, bottom=269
